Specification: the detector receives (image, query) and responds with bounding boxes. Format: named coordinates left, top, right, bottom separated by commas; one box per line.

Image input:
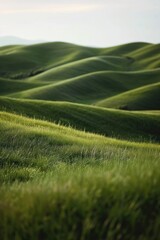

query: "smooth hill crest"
left=0, top=41, right=160, bottom=144
left=0, top=41, right=159, bottom=111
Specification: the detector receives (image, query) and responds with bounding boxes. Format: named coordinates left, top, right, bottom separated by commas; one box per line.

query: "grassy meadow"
left=0, top=42, right=160, bottom=240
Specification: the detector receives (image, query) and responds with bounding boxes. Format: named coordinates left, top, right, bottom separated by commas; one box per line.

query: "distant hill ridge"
left=0, top=41, right=159, bottom=111
left=0, top=36, right=45, bottom=46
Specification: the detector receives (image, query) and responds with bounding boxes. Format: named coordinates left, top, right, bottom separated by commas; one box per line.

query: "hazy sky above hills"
left=0, top=0, right=160, bottom=47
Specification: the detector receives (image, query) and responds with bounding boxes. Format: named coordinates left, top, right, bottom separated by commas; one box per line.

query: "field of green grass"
left=0, top=41, right=160, bottom=240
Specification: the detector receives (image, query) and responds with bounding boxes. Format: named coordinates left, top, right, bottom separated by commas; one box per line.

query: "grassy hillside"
left=1, top=110, right=158, bottom=184
left=0, top=111, right=160, bottom=240
left=0, top=97, right=159, bottom=142
left=97, top=82, right=160, bottom=110
left=0, top=41, right=160, bottom=240
left=0, top=42, right=94, bottom=78
left=0, top=42, right=159, bottom=80
left=26, top=56, right=130, bottom=83
left=0, top=77, right=45, bottom=95
left=1, top=41, right=160, bottom=105
left=7, top=69, right=160, bottom=104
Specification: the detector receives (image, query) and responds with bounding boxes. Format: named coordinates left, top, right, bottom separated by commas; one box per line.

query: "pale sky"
left=0, top=0, right=160, bottom=47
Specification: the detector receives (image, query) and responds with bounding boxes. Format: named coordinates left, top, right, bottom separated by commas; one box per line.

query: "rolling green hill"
left=97, top=82, right=160, bottom=110
left=8, top=69, right=160, bottom=104
left=0, top=41, right=160, bottom=240
left=0, top=42, right=159, bottom=80
left=0, top=42, right=159, bottom=107
left=0, top=97, right=159, bottom=142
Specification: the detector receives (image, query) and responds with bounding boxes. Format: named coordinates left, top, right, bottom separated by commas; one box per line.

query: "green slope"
left=0, top=97, right=159, bottom=142
left=1, top=41, right=160, bottom=109
left=0, top=41, right=159, bottom=141
left=100, top=42, right=160, bottom=70
left=0, top=42, right=159, bottom=81
left=0, top=41, right=160, bottom=240
left=0, top=42, right=96, bottom=79
left=97, top=82, right=160, bottom=110
left=1, top=118, right=160, bottom=240
left=28, top=56, right=129, bottom=83
left=0, top=77, right=44, bottom=96
left=0, top=41, right=159, bottom=143
left=99, top=42, right=150, bottom=56
left=10, top=72, right=126, bottom=103
left=2, top=110, right=158, bottom=170
left=1, top=110, right=158, bottom=154
left=8, top=69, right=160, bottom=104
left=129, top=43, right=160, bottom=69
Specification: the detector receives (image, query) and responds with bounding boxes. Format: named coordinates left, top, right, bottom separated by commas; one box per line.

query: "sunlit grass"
left=0, top=41, right=160, bottom=239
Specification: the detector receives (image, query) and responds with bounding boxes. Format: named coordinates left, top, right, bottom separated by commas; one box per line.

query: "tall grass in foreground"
left=0, top=150, right=160, bottom=240
left=0, top=111, right=160, bottom=240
